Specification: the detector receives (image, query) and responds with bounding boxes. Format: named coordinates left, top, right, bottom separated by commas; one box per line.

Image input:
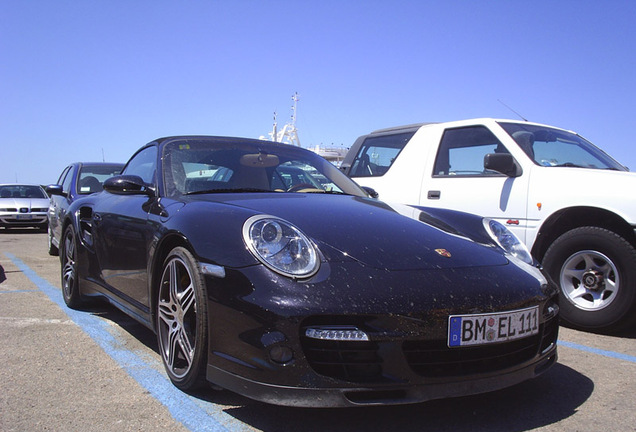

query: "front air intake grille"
left=300, top=336, right=383, bottom=382
left=403, top=326, right=550, bottom=377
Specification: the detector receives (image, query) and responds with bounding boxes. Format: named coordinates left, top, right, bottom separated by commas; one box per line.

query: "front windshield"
left=162, top=138, right=368, bottom=198
left=0, top=184, right=47, bottom=199
left=498, top=122, right=626, bottom=171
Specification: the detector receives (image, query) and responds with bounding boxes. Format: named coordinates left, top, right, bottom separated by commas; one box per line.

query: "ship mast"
left=267, top=93, right=301, bottom=147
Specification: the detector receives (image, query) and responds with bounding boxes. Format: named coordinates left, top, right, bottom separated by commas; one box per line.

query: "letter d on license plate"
left=448, top=306, right=539, bottom=347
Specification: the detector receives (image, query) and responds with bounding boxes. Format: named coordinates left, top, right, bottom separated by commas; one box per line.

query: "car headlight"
left=483, top=218, right=533, bottom=264
left=243, top=215, right=320, bottom=278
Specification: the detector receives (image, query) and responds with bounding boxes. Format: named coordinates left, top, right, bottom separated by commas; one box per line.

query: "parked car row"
left=1, top=163, right=123, bottom=235
left=45, top=162, right=124, bottom=255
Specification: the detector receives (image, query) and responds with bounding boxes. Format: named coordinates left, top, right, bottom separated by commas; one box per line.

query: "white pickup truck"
left=342, top=118, right=636, bottom=332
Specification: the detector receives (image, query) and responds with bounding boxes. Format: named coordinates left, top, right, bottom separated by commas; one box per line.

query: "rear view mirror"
left=240, top=153, right=280, bottom=168
left=45, top=184, right=65, bottom=197
left=484, top=153, right=522, bottom=177
left=103, top=175, right=155, bottom=196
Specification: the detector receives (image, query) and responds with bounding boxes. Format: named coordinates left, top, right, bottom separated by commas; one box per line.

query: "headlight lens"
left=483, top=218, right=533, bottom=264
left=243, top=215, right=319, bottom=278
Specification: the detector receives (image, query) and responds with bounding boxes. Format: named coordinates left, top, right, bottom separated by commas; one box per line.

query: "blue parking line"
left=5, top=253, right=239, bottom=432
left=558, top=339, right=636, bottom=363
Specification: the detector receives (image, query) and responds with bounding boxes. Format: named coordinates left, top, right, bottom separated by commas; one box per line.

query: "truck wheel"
left=542, top=226, right=636, bottom=332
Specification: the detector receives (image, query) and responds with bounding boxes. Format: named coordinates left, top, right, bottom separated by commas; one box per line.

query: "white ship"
left=261, top=93, right=348, bottom=166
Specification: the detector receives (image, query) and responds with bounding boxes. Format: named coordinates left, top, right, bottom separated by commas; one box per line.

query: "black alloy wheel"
left=156, top=247, right=208, bottom=390
left=61, top=225, right=83, bottom=308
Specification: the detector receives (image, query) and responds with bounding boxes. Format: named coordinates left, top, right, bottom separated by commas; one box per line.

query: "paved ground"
left=1, top=230, right=635, bottom=432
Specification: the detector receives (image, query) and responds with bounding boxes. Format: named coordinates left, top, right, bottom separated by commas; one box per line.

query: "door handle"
left=427, top=190, right=441, bottom=199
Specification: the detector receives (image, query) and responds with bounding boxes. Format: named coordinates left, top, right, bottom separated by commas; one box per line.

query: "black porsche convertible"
left=59, top=136, right=558, bottom=407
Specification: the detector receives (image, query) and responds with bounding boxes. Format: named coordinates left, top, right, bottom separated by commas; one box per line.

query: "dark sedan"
left=59, top=136, right=559, bottom=407
left=46, top=162, right=124, bottom=255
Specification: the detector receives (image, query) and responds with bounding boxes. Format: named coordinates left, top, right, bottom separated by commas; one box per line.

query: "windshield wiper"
left=554, top=162, right=588, bottom=168
left=185, top=188, right=272, bottom=195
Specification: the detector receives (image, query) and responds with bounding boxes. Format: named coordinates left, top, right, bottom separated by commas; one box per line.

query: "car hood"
left=0, top=197, right=50, bottom=209
left=202, top=193, right=509, bottom=271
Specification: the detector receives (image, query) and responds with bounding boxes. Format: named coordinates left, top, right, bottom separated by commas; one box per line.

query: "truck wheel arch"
left=532, top=206, right=636, bottom=262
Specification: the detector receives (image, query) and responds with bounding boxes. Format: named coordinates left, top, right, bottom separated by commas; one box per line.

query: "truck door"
left=422, top=125, right=530, bottom=242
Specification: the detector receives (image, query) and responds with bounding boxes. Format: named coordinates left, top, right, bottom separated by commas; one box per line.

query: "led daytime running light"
left=305, top=327, right=370, bottom=341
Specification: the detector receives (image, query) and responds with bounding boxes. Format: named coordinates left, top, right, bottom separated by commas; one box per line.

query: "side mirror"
left=484, top=153, right=522, bottom=177
left=103, top=175, right=155, bottom=196
left=361, top=186, right=379, bottom=199
left=45, top=184, right=65, bottom=197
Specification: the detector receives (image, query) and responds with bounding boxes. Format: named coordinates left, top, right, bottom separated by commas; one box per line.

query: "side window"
left=349, top=132, right=414, bottom=177
left=123, top=146, right=158, bottom=184
left=61, top=166, right=73, bottom=194
left=433, top=126, right=509, bottom=176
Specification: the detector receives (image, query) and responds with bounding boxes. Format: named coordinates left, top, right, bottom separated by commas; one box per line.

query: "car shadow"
left=89, top=303, right=594, bottom=431
left=80, top=301, right=160, bottom=352
left=192, top=362, right=592, bottom=432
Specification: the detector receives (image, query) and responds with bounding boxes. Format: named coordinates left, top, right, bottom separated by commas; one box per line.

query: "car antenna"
left=497, top=99, right=528, bottom=122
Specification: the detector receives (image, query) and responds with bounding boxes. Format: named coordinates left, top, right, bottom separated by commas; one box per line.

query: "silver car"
left=0, top=184, right=50, bottom=231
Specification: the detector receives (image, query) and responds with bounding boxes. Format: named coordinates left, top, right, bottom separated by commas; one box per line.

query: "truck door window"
left=434, top=126, right=509, bottom=176
left=349, top=132, right=415, bottom=177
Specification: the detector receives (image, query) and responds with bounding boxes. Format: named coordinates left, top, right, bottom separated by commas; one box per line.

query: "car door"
left=91, top=146, right=160, bottom=309
left=422, top=125, right=531, bottom=243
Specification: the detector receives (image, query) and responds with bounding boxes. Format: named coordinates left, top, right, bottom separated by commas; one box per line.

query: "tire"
left=156, top=247, right=208, bottom=390
left=60, top=225, right=83, bottom=308
left=543, top=226, right=636, bottom=332
left=48, top=226, right=59, bottom=256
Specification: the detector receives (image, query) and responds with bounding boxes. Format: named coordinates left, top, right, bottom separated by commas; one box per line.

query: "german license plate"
left=448, top=306, right=539, bottom=347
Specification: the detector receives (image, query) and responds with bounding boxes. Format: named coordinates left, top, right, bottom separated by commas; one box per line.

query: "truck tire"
left=542, top=226, right=636, bottom=332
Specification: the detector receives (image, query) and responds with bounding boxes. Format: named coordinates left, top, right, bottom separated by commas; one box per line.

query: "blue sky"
left=2, top=1, right=635, bottom=184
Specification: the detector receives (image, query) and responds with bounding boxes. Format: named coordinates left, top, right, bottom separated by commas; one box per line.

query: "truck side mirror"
left=361, top=186, right=379, bottom=199
left=484, top=153, right=522, bottom=177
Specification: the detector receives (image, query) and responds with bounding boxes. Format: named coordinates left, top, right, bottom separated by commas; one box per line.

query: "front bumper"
left=203, top=262, right=559, bottom=407
left=207, top=347, right=557, bottom=407
left=0, top=213, right=48, bottom=228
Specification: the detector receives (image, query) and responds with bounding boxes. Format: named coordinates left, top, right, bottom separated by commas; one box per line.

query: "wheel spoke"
left=177, top=328, right=194, bottom=366
left=179, top=284, right=195, bottom=315
left=562, top=267, right=584, bottom=282
left=169, top=261, right=179, bottom=304
left=568, top=286, right=589, bottom=301
left=158, top=301, right=175, bottom=326
left=167, top=325, right=180, bottom=369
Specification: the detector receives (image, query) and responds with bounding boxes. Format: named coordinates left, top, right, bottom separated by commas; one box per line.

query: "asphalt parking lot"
left=1, top=231, right=635, bottom=432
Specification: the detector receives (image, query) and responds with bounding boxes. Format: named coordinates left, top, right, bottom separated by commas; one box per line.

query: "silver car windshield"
left=498, top=122, right=626, bottom=171
left=0, top=185, right=48, bottom=199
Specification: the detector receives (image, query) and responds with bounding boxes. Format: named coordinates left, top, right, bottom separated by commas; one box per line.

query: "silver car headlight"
left=243, top=215, right=320, bottom=278
left=483, top=218, right=533, bottom=264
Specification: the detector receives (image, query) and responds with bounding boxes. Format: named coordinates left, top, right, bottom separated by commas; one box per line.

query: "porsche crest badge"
left=435, top=248, right=452, bottom=258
